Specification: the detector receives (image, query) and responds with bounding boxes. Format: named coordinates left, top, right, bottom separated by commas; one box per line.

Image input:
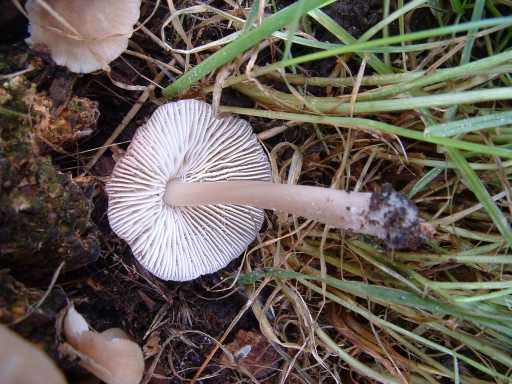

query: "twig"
left=9, top=261, right=65, bottom=326
left=190, top=277, right=272, bottom=384
left=83, top=71, right=165, bottom=174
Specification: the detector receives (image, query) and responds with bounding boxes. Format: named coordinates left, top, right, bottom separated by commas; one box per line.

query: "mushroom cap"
left=26, top=0, right=141, bottom=73
left=62, top=305, right=144, bottom=384
left=0, top=325, right=66, bottom=384
left=106, top=100, right=271, bottom=281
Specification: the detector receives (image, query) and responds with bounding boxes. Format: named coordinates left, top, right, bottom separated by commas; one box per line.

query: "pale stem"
left=166, top=180, right=384, bottom=238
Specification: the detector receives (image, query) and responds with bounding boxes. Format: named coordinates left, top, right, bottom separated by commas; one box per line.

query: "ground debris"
left=0, top=76, right=100, bottom=283
left=219, top=329, right=280, bottom=380
left=18, top=73, right=99, bottom=150
left=368, top=183, right=434, bottom=249
left=0, top=271, right=67, bottom=364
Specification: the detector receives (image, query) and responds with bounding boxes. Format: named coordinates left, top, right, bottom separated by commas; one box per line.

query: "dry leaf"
left=220, top=329, right=279, bottom=380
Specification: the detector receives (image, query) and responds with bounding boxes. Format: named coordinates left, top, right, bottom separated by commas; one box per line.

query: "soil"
left=319, top=0, right=385, bottom=40
left=276, top=0, right=384, bottom=38
left=0, top=0, right=28, bottom=46
left=273, top=0, right=392, bottom=78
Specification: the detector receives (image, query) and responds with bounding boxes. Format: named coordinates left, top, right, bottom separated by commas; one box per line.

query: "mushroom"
left=106, top=100, right=430, bottom=281
left=25, top=0, right=141, bottom=73
left=61, top=304, right=144, bottom=384
left=0, top=325, right=66, bottom=384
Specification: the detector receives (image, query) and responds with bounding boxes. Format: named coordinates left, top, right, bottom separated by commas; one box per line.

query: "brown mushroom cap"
left=26, top=0, right=141, bottom=73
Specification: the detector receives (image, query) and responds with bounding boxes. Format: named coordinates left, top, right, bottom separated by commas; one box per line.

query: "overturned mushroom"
left=0, top=325, right=66, bottom=384
left=26, top=0, right=141, bottom=73
left=61, top=305, right=144, bottom=384
left=107, top=100, right=430, bottom=281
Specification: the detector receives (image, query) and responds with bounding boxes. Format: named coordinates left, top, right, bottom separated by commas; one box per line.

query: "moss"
left=0, top=76, right=99, bottom=283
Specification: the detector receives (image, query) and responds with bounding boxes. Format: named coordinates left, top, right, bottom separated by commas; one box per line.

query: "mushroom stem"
left=167, top=181, right=371, bottom=228
left=165, top=180, right=430, bottom=248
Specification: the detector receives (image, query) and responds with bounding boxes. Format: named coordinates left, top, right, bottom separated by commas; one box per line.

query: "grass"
left=20, top=0, right=512, bottom=382
left=159, top=0, right=512, bottom=382
left=164, top=16, right=512, bottom=96
left=162, top=0, right=337, bottom=98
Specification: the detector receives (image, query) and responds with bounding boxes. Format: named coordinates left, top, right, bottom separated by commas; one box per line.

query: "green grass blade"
left=225, top=17, right=512, bottom=86
left=259, top=64, right=512, bottom=88
left=0, top=106, right=26, bottom=118
left=281, top=0, right=307, bottom=61
left=250, top=268, right=509, bottom=323
left=358, top=49, right=512, bottom=101
left=243, top=0, right=267, bottom=32
left=307, top=9, right=392, bottom=74
left=162, top=0, right=334, bottom=98
left=429, top=323, right=512, bottom=368
left=358, top=0, right=428, bottom=42
left=447, top=147, right=512, bottom=245
left=407, top=168, right=444, bottom=198
left=316, top=326, right=400, bottom=384
left=297, top=278, right=512, bottom=381
left=219, top=106, right=512, bottom=159
left=164, top=16, right=512, bottom=98
left=425, top=111, right=512, bottom=137
left=241, top=267, right=512, bottom=338
left=234, top=83, right=512, bottom=114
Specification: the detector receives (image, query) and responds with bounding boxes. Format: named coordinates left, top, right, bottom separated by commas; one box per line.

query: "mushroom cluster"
left=107, top=100, right=430, bottom=281
left=26, top=0, right=141, bottom=73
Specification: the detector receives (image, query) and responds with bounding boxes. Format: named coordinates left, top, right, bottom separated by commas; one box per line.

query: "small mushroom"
left=61, top=305, right=144, bottom=384
left=107, top=100, right=431, bottom=281
left=25, top=0, right=141, bottom=73
left=0, top=325, right=66, bottom=384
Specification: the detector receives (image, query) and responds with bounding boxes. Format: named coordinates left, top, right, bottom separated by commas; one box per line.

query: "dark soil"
left=320, top=0, right=385, bottom=40
left=0, top=0, right=28, bottom=46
